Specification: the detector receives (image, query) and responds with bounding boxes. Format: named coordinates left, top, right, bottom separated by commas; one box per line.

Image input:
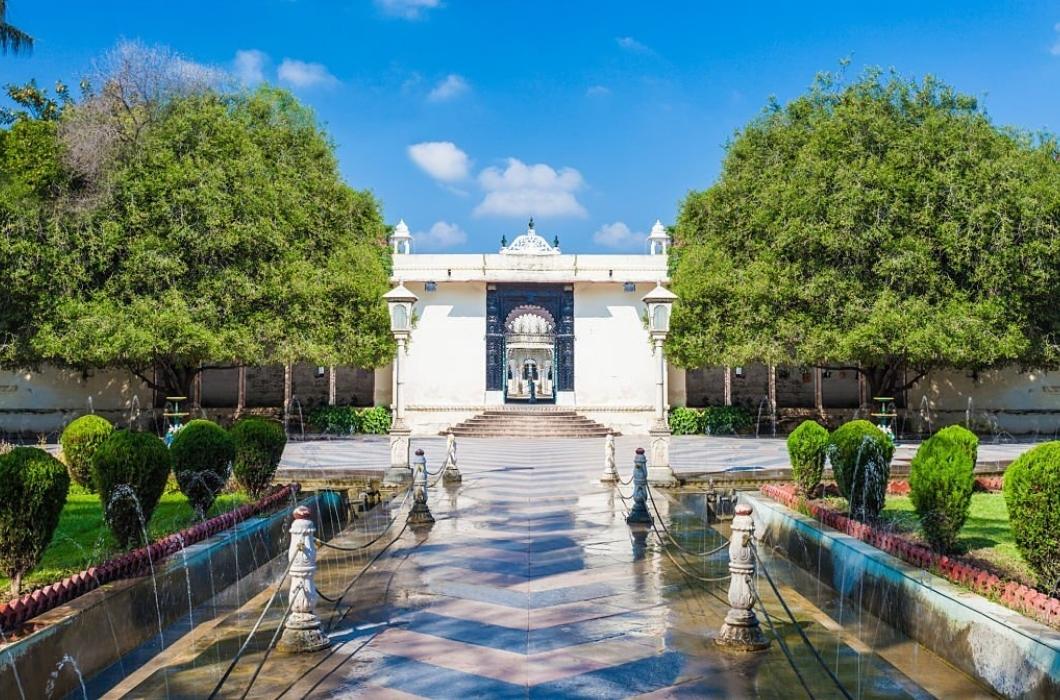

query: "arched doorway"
left=504, top=305, right=555, bottom=403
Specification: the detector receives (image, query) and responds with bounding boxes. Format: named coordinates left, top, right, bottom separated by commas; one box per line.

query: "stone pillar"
left=328, top=365, right=337, bottom=406
left=767, top=364, right=777, bottom=428
left=723, top=366, right=733, bottom=406
left=442, top=430, right=462, bottom=483
left=649, top=337, right=677, bottom=486
left=277, top=506, right=331, bottom=653
left=814, top=367, right=824, bottom=418
left=600, top=430, right=618, bottom=483
left=625, top=448, right=653, bottom=525
left=283, top=363, right=293, bottom=432
left=407, top=449, right=435, bottom=525
left=716, top=503, right=769, bottom=651
left=235, top=366, right=246, bottom=419
left=385, top=337, right=411, bottom=484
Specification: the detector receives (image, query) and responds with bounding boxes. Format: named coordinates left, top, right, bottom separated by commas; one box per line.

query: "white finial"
left=648, top=219, right=670, bottom=255
left=391, top=219, right=412, bottom=254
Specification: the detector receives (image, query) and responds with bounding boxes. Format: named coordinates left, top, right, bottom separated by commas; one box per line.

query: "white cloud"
left=593, top=222, right=643, bottom=250
left=1052, top=22, right=1060, bottom=56
left=234, top=49, right=268, bottom=85
left=586, top=85, right=611, bottom=97
left=415, top=221, right=466, bottom=249
left=428, top=73, right=470, bottom=102
left=277, top=59, right=337, bottom=88
left=474, top=158, right=587, bottom=218
left=375, top=0, right=440, bottom=19
left=616, top=36, right=652, bottom=54
left=408, top=141, right=470, bottom=182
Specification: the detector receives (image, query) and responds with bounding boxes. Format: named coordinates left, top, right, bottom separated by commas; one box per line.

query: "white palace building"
left=2, top=218, right=1058, bottom=445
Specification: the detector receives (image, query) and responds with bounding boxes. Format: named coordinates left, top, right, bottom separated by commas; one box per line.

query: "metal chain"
left=646, top=484, right=730, bottom=557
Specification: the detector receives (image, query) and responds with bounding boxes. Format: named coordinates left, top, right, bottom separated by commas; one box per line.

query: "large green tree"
left=2, top=58, right=392, bottom=397
left=669, top=69, right=1060, bottom=399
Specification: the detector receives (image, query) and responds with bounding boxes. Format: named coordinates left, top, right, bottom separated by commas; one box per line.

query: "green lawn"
left=879, top=492, right=1034, bottom=584
left=1, top=484, right=250, bottom=600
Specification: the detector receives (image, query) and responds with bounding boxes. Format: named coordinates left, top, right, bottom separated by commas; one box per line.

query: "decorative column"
left=327, top=365, right=337, bottom=406
left=383, top=284, right=418, bottom=485
left=407, top=449, right=435, bottom=525
left=625, top=448, right=652, bottom=525
left=282, top=363, right=293, bottom=433
left=642, top=284, right=679, bottom=486
left=723, top=366, right=732, bottom=406
left=442, top=430, right=462, bottom=483
left=277, top=506, right=331, bottom=653
left=600, top=430, right=618, bottom=482
left=716, top=503, right=769, bottom=651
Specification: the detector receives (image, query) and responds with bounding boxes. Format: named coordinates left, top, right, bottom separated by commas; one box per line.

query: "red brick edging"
left=0, top=484, right=301, bottom=633
left=886, top=476, right=1004, bottom=495
left=760, top=482, right=1060, bottom=629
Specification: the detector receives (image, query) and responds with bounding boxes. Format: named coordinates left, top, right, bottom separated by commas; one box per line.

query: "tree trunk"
left=11, top=570, right=22, bottom=597
left=863, top=364, right=903, bottom=400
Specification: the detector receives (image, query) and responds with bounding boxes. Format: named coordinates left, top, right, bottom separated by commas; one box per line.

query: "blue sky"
left=2, top=1, right=1058, bottom=253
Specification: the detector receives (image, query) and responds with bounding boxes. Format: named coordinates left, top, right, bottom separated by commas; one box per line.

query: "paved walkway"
left=278, top=434, right=1033, bottom=479
left=98, top=445, right=991, bottom=698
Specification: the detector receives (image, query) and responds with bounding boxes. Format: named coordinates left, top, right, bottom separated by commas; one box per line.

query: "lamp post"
left=383, top=283, right=417, bottom=485
left=642, top=283, right=679, bottom=486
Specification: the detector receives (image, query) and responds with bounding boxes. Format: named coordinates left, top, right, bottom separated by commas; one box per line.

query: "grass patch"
left=1, top=483, right=250, bottom=599
left=879, top=492, right=1034, bottom=584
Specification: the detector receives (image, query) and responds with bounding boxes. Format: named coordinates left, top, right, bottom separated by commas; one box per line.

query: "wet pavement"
left=95, top=448, right=996, bottom=699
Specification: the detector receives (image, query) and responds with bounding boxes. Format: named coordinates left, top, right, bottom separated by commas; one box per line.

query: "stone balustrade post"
left=407, top=449, right=435, bottom=525
left=716, top=503, right=769, bottom=651
left=442, top=430, right=462, bottom=483
left=600, top=431, right=618, bottom=483
left=277, top=506, right=331, bottom=653
left=625, top=448, right=653, bottom=525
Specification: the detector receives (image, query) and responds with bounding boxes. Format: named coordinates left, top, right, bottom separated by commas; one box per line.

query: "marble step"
left=445, top=409, right=614, bottom=437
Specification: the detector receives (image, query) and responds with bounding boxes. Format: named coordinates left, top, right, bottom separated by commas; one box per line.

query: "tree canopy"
left=1, top=47, right=392, bottom=396
left=669, top=69, right=1060, bottom=398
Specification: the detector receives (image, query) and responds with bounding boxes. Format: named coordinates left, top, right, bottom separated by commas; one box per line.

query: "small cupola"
left=648, top=219, right=670, bottom=256
left=391, top=219, right=412, bottom=255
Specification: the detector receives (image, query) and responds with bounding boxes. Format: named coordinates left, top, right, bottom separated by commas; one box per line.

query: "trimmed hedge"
left=787, top=420, right=829, bottom=496
left=667, top=406, right=754, bottom=435
left=828, top=420, right=894, bottom=522
left=92, top=431, right=172, bottom=547
left=0, top=448, right=71, bottom=596
left=1004, top=441, right=1060, bottom=594
left=60, top=414, right=114, bottom=491
left=909, top=426, right=978, bottom=552
left=307, top=406, right=392, bottom=435
left=230, top=418, right=287, bottom=498
left=170, top=419, right=236, bottom=518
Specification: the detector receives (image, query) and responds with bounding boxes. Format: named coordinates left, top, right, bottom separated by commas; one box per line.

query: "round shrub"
left=230, top=418, right=286, bottom=498
left=787, top=420, right=829, bottom=496
left=0, top=447, right=71, bottom=595
left=668, top=407, right=702, bottom=435
left=909, top=426, right=978, bottom=552
left=170, top=419, right=236, bottom=518
left=92, top=430, right=171, bottom=547
left=308, top=406, right=360, bottom=434
left=60, top=414, right=114, bottom=490
left=1003, top=441, right=1060, bottom=594
left=828, top=420, right=894, bottom=521
left=357, top=407, right=392, bottom=435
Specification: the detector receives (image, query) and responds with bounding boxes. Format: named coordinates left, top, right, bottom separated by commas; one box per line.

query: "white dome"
left=501, top=219, right=559, bottom=255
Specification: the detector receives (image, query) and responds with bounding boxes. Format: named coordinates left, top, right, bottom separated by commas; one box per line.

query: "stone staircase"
left=444, top=407, right=614, bottom=438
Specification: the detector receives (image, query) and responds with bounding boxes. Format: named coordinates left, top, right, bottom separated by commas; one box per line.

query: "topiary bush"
left=92, top=431, right=171, bottom=548
left=0, top=447, right=71, bottom=595
left=668, top=407, right=702, bottom=435
left=909, top=426, right=978, bottom=552
left=60, top=414, right=114, bottom=491
left=1003, top=441, right=1060, bottom=594
left=828, top=420, right=894, bottom=522
left=358, top=406, right=392, bottom=435
left=787, top=420, right=829, bottom=496
left=170, top=419, right=236, bottom=518
left=230, top=417, right=287, bottom=498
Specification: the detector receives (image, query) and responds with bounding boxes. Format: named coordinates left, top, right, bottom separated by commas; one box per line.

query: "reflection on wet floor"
left=90, top=457, right=996, bottom=699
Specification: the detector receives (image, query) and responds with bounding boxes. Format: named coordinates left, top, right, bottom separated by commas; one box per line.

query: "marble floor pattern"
left=98, top=446, right=996, bottom=699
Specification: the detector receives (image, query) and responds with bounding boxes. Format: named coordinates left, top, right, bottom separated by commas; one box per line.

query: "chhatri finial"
left=528, top=216, right=535, bottom=231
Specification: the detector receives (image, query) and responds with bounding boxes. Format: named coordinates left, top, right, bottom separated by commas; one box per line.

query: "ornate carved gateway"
left=486, top=283, right=574, bottom=398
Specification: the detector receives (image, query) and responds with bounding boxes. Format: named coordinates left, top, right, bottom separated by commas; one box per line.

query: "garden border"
left=761, top=482, right=1060, bottom=629
left=0, top=483, right=300, bottom=632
